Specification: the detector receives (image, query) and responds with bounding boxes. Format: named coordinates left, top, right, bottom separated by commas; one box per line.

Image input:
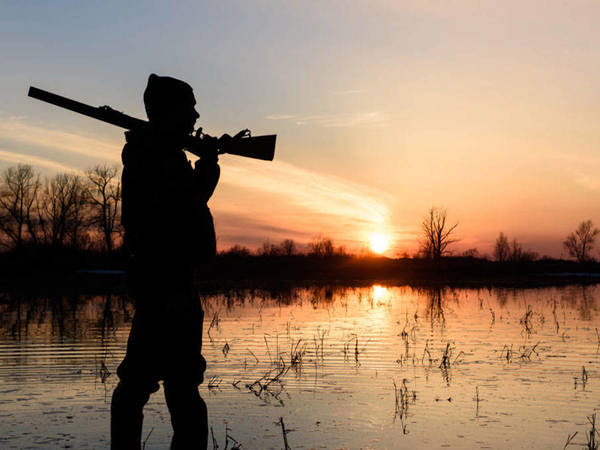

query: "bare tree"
left=280, top=239, right=296, bottom=256
left=309, top=237, right=335, bottom=257
left=38, top=173, right=88, bottom=247
left=563, top=220, right=599, bottom=263
left=420, top=207, right=458, bottom=259
left=86, top=165, right=122, bottom=252
left=0, top=165, right=42, bottom=247
left=509, top=239, right=523, bottom=262
left=494, top=232, right=510, bottom=262
left=461, top=248, right=480, bottom=258
left=258, top=239, right=279, bottom=256
left=223, top=244, right=251, bottom=256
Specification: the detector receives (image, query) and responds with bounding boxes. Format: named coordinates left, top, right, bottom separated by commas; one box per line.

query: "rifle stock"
left=27, top=86, right=276, bottom=161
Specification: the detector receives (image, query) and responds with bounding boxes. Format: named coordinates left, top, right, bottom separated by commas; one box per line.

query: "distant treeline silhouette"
left=0, top=164, right=121, bottom=251
left=1, top=164, right=598, bottom=265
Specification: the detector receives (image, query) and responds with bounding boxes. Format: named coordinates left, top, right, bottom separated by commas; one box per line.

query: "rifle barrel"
left=28, top=86, right=276, bottom=161
left=28, top=86, right=147, bottom=130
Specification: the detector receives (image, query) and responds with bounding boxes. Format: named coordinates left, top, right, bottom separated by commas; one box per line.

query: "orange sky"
left=1, top=1, right=600, bottom=257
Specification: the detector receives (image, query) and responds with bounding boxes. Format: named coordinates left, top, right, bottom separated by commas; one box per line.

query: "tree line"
left=1, top=164, right=598, bottom=263
left=418, top=206, right=600, bottom=263
left=224, top=237, right=348, bottom=257
left=0, top=164, right=122, bottom=251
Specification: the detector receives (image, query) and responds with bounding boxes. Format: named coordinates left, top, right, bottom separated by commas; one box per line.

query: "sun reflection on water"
left=372, top=284, right=390, bottom=302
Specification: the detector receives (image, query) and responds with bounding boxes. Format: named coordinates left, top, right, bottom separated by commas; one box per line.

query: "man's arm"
left=194, top=156, right=220, bottom=204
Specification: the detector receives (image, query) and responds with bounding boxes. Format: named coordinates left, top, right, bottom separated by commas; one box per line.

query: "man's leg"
left=111, top=305, right=160, bottom=450
left=163, top=381, right=208, bottom=450
left=111, top=381, right=153, bottom=450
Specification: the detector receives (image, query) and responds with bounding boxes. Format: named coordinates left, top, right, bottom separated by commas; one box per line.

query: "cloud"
left=0, top=115, right=121, bottom=163
left=265, top=114, right=296, bottom=120
left=220, top=157, right=390, bottom=227
left=214, top=211, right=315, bottom=248
left=0, top=149, right=82, bottom=174
left=266, top=111, right=389, bottom=128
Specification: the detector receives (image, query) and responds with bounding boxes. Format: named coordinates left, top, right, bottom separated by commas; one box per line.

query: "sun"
left=370, top=232, right=390, bottom=254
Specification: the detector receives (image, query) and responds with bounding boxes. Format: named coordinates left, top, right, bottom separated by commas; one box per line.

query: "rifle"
left=27, top=86, right=276, bottom=161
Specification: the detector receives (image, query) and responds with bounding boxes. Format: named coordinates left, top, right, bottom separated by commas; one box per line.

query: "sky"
left=1, top=0, right=600, bottom=257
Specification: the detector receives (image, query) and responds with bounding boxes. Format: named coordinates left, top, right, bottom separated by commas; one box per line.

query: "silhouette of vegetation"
left=0, top=164, right=122, bottom=251
left=39, top=173, right=88, bottom=247
left=258, top=239, right=299, bottom=256
left=461, top=248, right=480, bottom=258
left=420, top=207, right=458, bottom=259
left=0, top=165, right=599, bottom=288
left=494, top=232, right=538, bottom=262
left=280, top=239, right=296, bottom=256
left=85, top=165, right=122, bottom=252
left=309, top=236, right=335, bottom=257
left=494, top=232, right=510, bottom=262
left=564, top=220, right=599, bottom=263
left=0, top=165, right=41, bottom=247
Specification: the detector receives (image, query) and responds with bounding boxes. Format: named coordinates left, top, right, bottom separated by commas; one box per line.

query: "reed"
left=518, top=341, right=540, bottom=360
left=207, top=375, right=223, bottom=391
left=563, top=432, right=578, bottom=449
left=474, top=386, right=481, bottom=417
left=587, top=413, right=598, bottom=450
left=564, top=412, right=600, bottom=449
left=392, top=378, right=415, bottom=434
left=289, top=338, right=307, bottom=368
left=520, top=305, right=534, bottom=335
left=279, top=417, right=291, bottom=450
left=141, top=427, right=154, bottom=450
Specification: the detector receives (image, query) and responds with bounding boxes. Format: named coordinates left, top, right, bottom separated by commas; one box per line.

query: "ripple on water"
left=1, top=285, right=600, bottom=448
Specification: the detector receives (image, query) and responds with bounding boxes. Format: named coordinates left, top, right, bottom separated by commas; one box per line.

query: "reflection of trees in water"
left=200, top=285, right=353, bottom=316
left=493, top=288, right=523, bottom=308
left=577, top=286, right=597, bottom=321
left=419, top=287, right=446, bottom=329
left=555, top=285, right=599, bottom=321
left=492, top=286, right=599, bottom=322
left=0, top=293, right=133, bottom=340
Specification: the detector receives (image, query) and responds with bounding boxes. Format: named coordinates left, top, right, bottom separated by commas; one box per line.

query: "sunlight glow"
left=370, top=232, right=390, bottom=254
left=372, top=285, right=390, bottom=302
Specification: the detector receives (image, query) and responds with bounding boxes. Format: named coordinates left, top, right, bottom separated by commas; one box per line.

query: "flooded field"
left=1, top=284, right=600, bottom=449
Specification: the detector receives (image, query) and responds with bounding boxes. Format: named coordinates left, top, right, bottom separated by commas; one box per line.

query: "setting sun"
left=370, top=233, right=390, bottom=254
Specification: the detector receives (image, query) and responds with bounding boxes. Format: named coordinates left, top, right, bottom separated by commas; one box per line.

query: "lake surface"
left=1, top=284, right=599, bottom=449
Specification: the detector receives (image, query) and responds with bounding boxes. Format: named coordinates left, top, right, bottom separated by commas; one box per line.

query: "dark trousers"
left=111, top=380, right=207, bottom=449
left=111, top=274, right=207, bottom=449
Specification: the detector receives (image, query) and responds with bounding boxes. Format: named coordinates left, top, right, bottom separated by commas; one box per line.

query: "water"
left=1, top=284, right=599, bottom=449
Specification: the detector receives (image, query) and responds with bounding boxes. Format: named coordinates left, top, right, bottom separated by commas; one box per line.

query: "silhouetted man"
left=111, top=74, right=219, bottom=449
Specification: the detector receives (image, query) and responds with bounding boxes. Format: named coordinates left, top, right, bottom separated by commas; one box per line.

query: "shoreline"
left=2, top=247, right=600, bottom=294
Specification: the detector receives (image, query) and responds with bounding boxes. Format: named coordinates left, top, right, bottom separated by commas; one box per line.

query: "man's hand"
left=233, top=128, right=250, bottom=139
left=218, top=129, right=250, bottom=151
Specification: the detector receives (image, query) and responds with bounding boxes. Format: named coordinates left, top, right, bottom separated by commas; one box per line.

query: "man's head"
left=143, top=74, right=199, bottom=135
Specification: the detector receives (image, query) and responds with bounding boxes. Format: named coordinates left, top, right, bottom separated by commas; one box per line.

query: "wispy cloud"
left=0, top=115, right=121, bottom=163
left=220, top=158, right=390, bottom=226
left=0, top=148, right=82, bottom=174
left=265, top=114, right=296, bottom=120
left=266, top=111, right=389, bottom=128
